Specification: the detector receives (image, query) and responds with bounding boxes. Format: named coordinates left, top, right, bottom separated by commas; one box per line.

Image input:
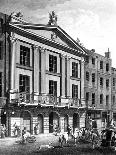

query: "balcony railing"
left=9, top=91, right=86, bottom=108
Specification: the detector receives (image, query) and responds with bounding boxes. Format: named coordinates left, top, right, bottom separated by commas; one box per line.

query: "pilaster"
left=40, top=47, right=46, bottom=94
left=10, top=34, right=17, bottom=90
left=60, top=54, right=66, bottom=97
left=66, top=56, right=71, bottom=97
left=34, top=45, right=40, bottom=93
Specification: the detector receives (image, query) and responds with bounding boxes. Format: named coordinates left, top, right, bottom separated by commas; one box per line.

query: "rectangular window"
left=72, top=84, right=78, bottom=98
left=92, top=57, right=95, bottom=65
left=49, top=80, right=57, bottom=97
left=106, top=63, right=109, bottom=72
left=106, top=79, right=109, bottom=88
left=19, top=74, right=30, bottom=101
left=86, top=92, right=89, bottom=102
left=19, top=74, right=30, bottom=93
left=72, top=62, right=78, bottom=78
left=113, top=96, right=115, bottom=105
left=20, top=45, right=30, bottom=67
left=92, top=73, right=95, bottom=83
left=100, top=94, right=103, bottom=104
left=92, top=93, right=95, bottom=104
left=100, top=77, right=103, bottom=87
left=113, top=78, right=115, bottom=86
left=49, top=54, right=57, bottom=73
left=0, top=72, right=2, bottom=97
left=100, top=61, right=103, bottom=69
left=85, top=56, right=89, bottom=63
left=0, top=42, right=3, bottom=60
left=86, top=72, right=89, bottom=81
left=106, top=95, right=109, bottom=106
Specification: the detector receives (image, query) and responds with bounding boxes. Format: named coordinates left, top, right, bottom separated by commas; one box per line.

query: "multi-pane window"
left=72, top=62, right=78, bottom=78
left=113, top=78, right=115, bottom=86
left=100, top=94, right=103, bottom=104
left=0, top=42, right=3, bottom=60
left=106, top=79, right=109, bottom=88
left=49, top=80, right=57, bottom=97
left=49, top=55, right=57, bottom=73
left=106, top=95, right=109, bottom=106
left=92, top=73, right=95, bottom=83
left=106, top=63, right=109, bottom=72
left=113, top=96, right=115, bottom=105
left=0, top=72, right=2, bottom=97
left=100, top=61, right=103, bottom=69
left=92, top=57, right=95, bottom=65
left=92, top=93, right=95, bottom=104
left=100, top=77, right=103, bottom=87
left=72, top=84, right=78, bottom=98
left=20, top=45, right=30, bottom=67
left=86, top=92, right=89, bottom=102
left=86, top=72, right=89, bottom=81
left=19, top=74, right=30, bottom=93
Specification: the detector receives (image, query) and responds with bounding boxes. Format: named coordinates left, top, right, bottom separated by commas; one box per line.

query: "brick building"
left=84, top=49, right=112, bottom=130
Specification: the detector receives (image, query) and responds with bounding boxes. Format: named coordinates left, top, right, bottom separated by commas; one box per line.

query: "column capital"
left=66, top=55, right=71, bottom=61
left=61, top=54, right=67, bottom=59
left=33, top=45, right=39, bottom=50
left=40, top=47, right=46, bottom=53
left=10, top=34, right=18, bottom=43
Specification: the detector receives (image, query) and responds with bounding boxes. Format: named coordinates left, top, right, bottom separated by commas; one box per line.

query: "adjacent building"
left=84, top=49, right=112, bottom=130
left=0, top=12, right=87, bottom=136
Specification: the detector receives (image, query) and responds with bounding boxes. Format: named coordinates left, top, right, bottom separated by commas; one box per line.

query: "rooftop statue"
left=48, top=11, right=57, bottom=26
left=10, top=12, right=23, bottom=18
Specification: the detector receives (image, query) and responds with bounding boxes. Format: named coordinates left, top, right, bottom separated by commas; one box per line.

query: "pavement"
left=0, top=133, right=60, bottom=155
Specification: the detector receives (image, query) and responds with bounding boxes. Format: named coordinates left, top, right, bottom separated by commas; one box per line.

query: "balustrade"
left=9, top=91, right=86, bottom=108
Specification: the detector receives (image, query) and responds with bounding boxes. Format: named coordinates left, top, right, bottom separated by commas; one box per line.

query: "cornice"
left=8, top=23, right=86, bottom=57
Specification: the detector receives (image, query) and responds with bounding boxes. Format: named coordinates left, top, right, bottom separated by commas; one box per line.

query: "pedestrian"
left=1, top=124, right=6, bottom=138
left=22, top=127, right=27, bottom=143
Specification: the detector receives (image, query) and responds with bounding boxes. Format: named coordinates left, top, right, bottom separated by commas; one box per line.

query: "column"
left=34, top=46, right=40, bottom=93
left=44, top=117, right=49, bottom=133
left=60, top=116, right=64, bottom=132
left=60, top=54, right=66, bottom=97
left=69, top=117, right=73, bottom=131
left=0, top=109, right=1, bottom=137
left=66, top=56, right=71, bottom=97
left=40, top=47, right=46, bottom=94
left=10, top=35, right=17, bottom=90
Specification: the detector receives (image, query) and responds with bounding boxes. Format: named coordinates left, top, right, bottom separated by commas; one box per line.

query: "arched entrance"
left=37, top=114, right=43, bottom=133
left=1, top=111, right=6, bottom=126
left=20, top=111, right=31, bottom=133
left=73, top=113, right=80, bottom=131
left=49, top=112, right=59, bottom=133
left=64, top=114, right=68, bottom=132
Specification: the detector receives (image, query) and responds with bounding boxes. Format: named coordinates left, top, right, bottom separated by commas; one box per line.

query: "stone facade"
left=0, top=12, right=87, bottom=136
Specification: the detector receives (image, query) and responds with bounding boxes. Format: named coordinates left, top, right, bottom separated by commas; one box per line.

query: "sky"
left=0, top=0, right=116, bottom=67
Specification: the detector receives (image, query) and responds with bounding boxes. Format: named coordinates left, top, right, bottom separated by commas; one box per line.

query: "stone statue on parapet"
left=10, top=12, right=23, bottom=18
left=48, top=11, right=57, bottom=25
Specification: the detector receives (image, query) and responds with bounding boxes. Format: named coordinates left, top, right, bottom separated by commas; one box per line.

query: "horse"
left=72, top=128, right=83, bottom=144
left=59, top=132, right=69, bottom=147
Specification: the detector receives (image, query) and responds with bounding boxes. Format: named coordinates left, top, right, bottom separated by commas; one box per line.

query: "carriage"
left=100, top=128, right=116, bottom=149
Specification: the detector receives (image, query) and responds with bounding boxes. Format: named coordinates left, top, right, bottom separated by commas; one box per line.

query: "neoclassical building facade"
left=0, top=12, right=87, bottom=136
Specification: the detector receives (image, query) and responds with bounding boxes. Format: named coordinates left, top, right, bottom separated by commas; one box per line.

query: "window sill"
left=16, top=63, right=33, bottom=71
left=46, top=70, right=61, bottom=77
left=70, top=76, right=80, bottom=81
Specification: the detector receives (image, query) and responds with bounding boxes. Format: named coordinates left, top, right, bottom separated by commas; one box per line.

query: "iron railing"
left=9, top=91, right=86, bottom=108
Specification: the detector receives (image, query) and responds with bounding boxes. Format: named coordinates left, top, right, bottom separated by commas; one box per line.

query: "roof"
left=7, top=14, right=88, bottom=57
